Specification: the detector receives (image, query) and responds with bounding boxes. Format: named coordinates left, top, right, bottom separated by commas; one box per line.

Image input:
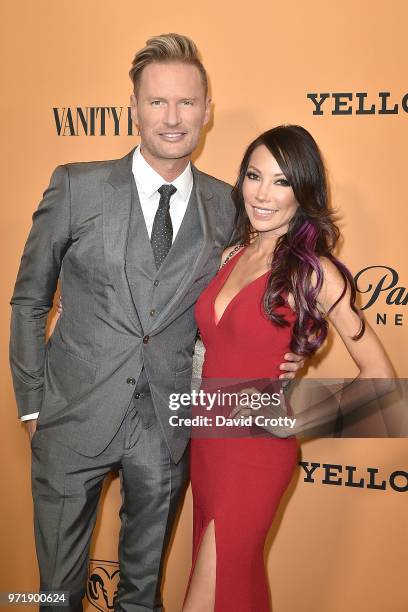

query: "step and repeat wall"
left=1, top=1, right=407, bottom=611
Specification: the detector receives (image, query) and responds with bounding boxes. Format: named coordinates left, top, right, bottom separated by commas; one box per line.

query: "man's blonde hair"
left=129, top=33, right=208, bottom=97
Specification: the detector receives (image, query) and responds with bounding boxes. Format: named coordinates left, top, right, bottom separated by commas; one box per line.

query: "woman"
left=182, top=125, right=393, bottom=611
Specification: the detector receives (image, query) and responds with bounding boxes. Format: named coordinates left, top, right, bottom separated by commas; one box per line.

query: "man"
left=9, top=33, right=303, bottom=611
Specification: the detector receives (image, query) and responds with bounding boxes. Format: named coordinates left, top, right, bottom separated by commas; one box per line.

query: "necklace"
left=220, top=244, right=245, bottom=269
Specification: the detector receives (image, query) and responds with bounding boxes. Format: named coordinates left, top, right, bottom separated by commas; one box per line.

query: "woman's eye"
left=276, top=178, right=290, bottom=186
left=245, top=171, right=260, bottom=180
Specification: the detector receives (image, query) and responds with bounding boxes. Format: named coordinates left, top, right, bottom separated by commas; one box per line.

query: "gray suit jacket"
left=9, top=147, right=235, bottom=463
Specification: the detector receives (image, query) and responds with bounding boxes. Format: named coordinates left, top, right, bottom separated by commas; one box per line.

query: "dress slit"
left=182, top=516, right=217, bottom=610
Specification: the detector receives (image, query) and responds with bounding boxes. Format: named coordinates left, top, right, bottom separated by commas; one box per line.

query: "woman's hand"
left=56, top=295, right=63, bottom=315
left=279, top=353, right=305, bottom=383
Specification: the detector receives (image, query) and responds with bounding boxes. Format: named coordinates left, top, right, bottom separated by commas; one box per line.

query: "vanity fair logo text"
left=53, top=107, right=137, bottom=136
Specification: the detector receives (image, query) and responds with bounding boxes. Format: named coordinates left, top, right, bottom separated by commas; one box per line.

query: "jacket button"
left=150, top=309, right=155, bottom=316
left=127, top=377, right=136, bottom=385
left=134, top=392, right=140, bottom=399
left=143, top=335, right=150, bottom=344
left=153, top=280, right=160, bottom=287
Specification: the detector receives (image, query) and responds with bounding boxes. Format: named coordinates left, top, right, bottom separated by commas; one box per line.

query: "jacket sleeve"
left=9, top=164, right=72, bottom=418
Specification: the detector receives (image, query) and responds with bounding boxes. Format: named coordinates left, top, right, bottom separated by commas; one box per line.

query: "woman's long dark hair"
left=231, top=124, right=365, bottom=357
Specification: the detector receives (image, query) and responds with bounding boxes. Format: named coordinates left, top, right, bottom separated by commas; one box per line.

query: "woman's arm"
left=293, top=257, right=396, bottom=433
left=316, top=257, right=394, bottom=378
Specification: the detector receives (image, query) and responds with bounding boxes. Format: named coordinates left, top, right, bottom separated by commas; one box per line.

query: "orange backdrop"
left=1, top=1, right=407, bottom=611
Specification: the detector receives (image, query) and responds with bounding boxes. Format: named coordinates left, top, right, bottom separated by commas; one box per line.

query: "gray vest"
left=125, top=175, right=202, bottom=334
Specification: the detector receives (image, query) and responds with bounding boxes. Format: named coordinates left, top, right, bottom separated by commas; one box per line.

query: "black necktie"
left=150, top=184, right=177, bottom=269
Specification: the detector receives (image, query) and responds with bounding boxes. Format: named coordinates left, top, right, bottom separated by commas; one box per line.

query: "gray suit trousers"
left=31, top=370, right=190, bottom=612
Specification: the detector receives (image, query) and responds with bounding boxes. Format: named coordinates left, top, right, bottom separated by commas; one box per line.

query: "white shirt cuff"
left=20, top=412, right=39, bottom=421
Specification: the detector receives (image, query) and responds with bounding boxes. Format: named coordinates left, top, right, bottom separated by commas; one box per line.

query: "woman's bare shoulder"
left=313, top=256, right=355, bottom=315
left=310, top=256, right=346, bottom=288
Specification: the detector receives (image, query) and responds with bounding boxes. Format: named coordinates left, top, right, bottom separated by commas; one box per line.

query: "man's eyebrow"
left=146, top=96, right=199, bottom=100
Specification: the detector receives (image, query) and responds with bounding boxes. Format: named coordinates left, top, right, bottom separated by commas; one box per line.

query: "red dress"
left=186, top=246, right=299, bottom=611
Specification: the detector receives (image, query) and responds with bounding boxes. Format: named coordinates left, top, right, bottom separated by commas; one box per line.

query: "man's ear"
left=203, top=96, right=212, bottom=127
left=130, top=93, right=139, bottom=125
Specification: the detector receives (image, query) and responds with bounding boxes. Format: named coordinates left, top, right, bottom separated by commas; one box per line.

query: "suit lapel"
left=102, top=146, right=143, bottom=332
left=124, top=177, right=156, bottom=331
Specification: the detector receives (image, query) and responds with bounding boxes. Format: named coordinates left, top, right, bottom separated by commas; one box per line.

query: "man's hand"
left=279, top=353, right=305, bottom=382
left=24, top=419, right=38, bottom=441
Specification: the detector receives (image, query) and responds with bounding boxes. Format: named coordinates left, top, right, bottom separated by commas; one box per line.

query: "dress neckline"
left=213, top=246, right=270, bottom=327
